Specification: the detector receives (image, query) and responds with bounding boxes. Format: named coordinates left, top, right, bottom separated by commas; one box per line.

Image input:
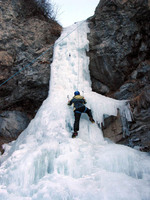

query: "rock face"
left=0, top=0, right=62, bottom=151
left=0, top=111, right=30, bottom=138
left=0, top=0, right=61, bottom=115
left=102, top=113, right=123, bottom=143
left=88, top=0, right=150, bottom=151
left=1, top=0, right=150, bottom=153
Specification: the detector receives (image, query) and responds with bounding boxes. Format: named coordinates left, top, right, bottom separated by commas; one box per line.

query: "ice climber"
left=68, top=91, right=95, bottom=138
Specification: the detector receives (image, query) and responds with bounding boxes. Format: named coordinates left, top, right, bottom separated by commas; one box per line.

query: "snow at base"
left=0, top=21, right=150, bottom=200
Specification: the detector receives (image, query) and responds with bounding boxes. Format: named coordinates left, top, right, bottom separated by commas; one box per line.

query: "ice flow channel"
left=0, top=21, right=150, bottom=200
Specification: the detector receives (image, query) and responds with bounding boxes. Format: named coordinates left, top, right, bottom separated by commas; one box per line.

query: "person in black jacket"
left=68, top=91, right=95, bottom=138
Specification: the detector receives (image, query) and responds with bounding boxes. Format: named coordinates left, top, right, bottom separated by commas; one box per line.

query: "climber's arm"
left=68, top=99, right=73, bottom=106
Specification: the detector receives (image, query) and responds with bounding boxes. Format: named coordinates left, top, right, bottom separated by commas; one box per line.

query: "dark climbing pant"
left=74, top=106, right=93, bottom=132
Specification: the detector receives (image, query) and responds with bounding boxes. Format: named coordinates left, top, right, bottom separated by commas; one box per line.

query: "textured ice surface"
left=0, top=21, right=150, bottom=200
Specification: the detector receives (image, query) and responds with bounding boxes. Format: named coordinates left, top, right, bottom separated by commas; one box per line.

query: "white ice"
left=0, top=21, right=150, bottom=200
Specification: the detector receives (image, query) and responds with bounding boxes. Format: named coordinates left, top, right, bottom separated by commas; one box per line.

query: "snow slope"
left=0, top=21, right=150, bottom=200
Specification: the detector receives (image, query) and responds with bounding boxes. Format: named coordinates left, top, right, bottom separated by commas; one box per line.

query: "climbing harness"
left=75, top=107, right=87, bottom=114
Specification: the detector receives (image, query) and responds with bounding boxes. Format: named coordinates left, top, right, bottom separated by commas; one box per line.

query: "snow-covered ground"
left=0, top=21, right=150, bottom=200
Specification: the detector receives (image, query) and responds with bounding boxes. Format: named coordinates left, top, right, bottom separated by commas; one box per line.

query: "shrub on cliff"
left=21, top=0, right=59, bottom=21
left=35, top=0, right=58, bottom=20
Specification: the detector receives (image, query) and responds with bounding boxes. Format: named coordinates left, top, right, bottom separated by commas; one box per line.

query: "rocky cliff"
left=0, top=0, right=62, bottom=152
left=88, top=0, right=150, bottom=151
left=1, top=0, right=150, bottom=153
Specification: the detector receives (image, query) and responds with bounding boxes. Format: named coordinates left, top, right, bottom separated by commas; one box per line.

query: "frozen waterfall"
left=0, top=21, right=150, bottom=200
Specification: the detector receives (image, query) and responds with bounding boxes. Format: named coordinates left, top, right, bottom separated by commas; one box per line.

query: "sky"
left=52, top=0, right=100, bottom=27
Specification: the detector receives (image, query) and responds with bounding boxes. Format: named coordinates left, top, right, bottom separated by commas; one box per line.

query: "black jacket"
left=68, top=95, right=86, bottom=110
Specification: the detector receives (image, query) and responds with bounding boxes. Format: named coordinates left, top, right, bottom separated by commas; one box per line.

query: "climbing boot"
left=72, top=132, right=78, bottom=138
left=89, top=117, right=95, bottom=123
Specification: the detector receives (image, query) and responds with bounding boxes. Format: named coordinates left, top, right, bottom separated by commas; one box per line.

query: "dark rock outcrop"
left=0, top=0, right=61, bottom=116
left=0, top=111, right=30, bottom=138
left=88, top=0, right=150, bottom=151
left=102, top=113, right=123, bottom=143
left=0, top=0, right=62, bottom=152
